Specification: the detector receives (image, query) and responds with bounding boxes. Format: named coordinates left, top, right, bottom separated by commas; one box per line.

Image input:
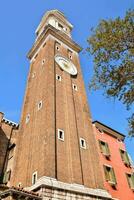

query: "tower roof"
left=36, top=9, right=73, bottom=35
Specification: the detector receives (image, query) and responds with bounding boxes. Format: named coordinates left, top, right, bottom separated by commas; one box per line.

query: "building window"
left=68, top=50, right=73, bottom=60
left=55, top=42, right=61, bottom=51
left=80, top=138, right=86, bottom=149
left=99, top=140, right=110, bottom=158
left=18, top=182, right=22, bottom=188
left=72, top=84, right=78, bottom=91
left=58, top=129, right=64, bottom=141
left=103, top=165, right=117, bottom=186
left=3, top=170, right=11, bottom=184
left=26, top=114, right=30, bottom=124
left=42, top=59, right=45, bottom=65
left=120, top=149, right=131, bottom=166
left=37, top=101, right=43, bottom=110
left=56, top=74, right=62, bottom=81
left=32, top=171, right=37, bottom=185
left=58, top=23, right=64, bottom=30
left=126, top=173, right=134, bottom=190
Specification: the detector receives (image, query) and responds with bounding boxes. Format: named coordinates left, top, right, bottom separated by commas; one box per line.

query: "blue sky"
left=0, top=0, right=134, bottom=160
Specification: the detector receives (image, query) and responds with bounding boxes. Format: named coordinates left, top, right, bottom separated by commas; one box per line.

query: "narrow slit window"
left=42, top=59, right=45, bottom=65
left=55, top=42, right=61, bottom=51
left=18, top=182, right=22, bottom=188
left=26, top=114, right=30, bottom=124
left=58, top=129, right=64, bottom=141
left=32, top=171, right=37, bottom=185
left=56, top=74, right=61, bottom=81
left=68, top=50, right=73, bottom=60
left=37, top=101, right=43, bottom=110
left=73, top=84, right=78, bottom=91
left=80, top=138, right=86, bottom=149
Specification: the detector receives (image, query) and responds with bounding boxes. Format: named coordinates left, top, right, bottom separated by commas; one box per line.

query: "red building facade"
left=93, top=121, right=134, bottom=200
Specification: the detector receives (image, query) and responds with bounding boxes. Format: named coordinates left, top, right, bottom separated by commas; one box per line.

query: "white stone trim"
left=32, top=171, right=38, bottom=185
left=58, top=129, right=64, bottom=141
left=72, top=84, right=78, bottom=91
left=26, top=114, right=30, bottom=124
left=80, top=138, right=86, bottom=149
left=26, top=176, right=112, bottom=199
left=30, top=34, right=78, bottom=63
left=56, top=74, right=62, bottom=81
left=30, top=36, right=50, bottom=63
left=37, top=100, right=43, bottom=111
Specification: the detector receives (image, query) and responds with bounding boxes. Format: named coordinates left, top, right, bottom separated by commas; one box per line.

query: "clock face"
left=55, top=55, right=77, bottom=76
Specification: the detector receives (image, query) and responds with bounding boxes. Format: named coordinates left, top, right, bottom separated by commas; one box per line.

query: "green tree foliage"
left=87, top=9, right=134, bottom=136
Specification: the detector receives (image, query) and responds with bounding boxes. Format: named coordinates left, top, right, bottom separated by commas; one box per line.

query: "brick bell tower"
left=11, top=10, right=112, bottom=199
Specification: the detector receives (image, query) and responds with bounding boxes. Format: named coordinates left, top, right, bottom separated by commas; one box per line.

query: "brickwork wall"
left=12, top=32, right=104, bottom=190
left=0, top=113, right=13, bottom=179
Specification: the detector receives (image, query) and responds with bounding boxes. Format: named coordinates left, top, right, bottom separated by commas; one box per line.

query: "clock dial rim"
left=55, top=55, right=77, bottom=76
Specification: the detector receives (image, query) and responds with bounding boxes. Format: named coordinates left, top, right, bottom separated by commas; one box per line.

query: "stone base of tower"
left=27, top=176, right=113, bottom=200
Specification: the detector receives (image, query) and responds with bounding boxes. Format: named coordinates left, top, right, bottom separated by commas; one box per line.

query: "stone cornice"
left=27, top=24, right=82, bottom=60
left=26, top=176, right=112, bottom=199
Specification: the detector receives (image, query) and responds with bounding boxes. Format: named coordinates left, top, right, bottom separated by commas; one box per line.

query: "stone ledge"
left=26, top=176, right=112, bottom=199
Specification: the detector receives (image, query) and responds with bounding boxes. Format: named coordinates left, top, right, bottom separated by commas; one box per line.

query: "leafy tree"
left=87, top=9, right=134, bottom=136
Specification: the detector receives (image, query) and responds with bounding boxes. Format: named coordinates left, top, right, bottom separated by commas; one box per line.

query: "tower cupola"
left=35, top=10, right=73, bottom=39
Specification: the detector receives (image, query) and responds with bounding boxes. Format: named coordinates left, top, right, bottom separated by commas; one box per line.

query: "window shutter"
left=111, top=168, right=117, bottom=184
left=105, top=142, right=110, bottom=156
left=131, top=174, right=134, bottom=189
left=119, top=149, right=124, bottom=161
left=103, top=165, right=109, bottom=181
left=126, top=174, right=131, bottom=188
left=3, top=170, right=11, bottom=184
left=125, top=152, right=130, bottom=166
left=99, top=140, right=103, bottom=153
left=3, top=172, right=8, bottom=184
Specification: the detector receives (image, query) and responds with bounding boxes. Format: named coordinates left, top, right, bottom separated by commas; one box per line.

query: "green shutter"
left=126, top=174, right=130, bottom=188
left=131, top=174, right=134, bottom=189
left=103, top=165, right=109, bottom=181
left=99, top=140, right=103, bottom=153
left=124, top=152, right=130, bottom=166
left=3, top=170, right=11, bottom=184
left=105, top=142, right=110, bottom=156
left=111, top=168, right=117, bottom=184
left=120, top=149, right=130, bottom=166
left=119, top=149, right=124, bottom=161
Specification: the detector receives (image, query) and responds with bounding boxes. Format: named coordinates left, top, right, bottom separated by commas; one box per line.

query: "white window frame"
left=37, top=100, right=43, bottom=111
left=80, top=138, right=86, bottom=149
left=72, top=84, right=78, bottom=91
left=56, top=74, right=62, bottom=81
left=26, top=114, right=30, bottom=124
left=18, top=182, right=22, bottom=188
left=58, top=129, right=64, bottom=141
left=42, top=59, right=45, bottom=65
left=32, top=171, right=37, bottom=185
